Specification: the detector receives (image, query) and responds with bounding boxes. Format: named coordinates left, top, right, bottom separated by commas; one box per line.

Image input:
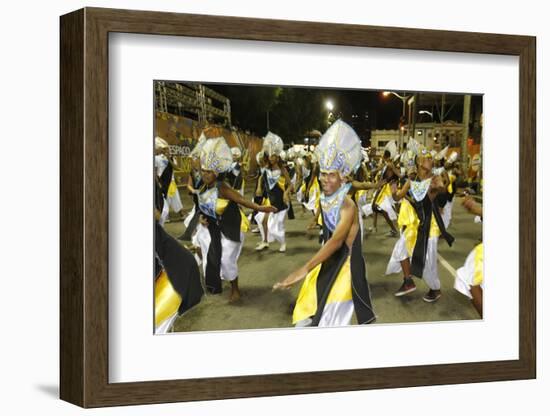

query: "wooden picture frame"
left=60, top=7, right=536, bottom=408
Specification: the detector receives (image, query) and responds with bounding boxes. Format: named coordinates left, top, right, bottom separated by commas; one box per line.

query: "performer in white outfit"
left=193, top=129, right=276, bottom=302
left=254, top=132, right=292, bottom=252
left=273, top=120, right=375, bottom=327
left=454, top=196, right=483, bottom=317
left=385, top=147, right=455, bottom=303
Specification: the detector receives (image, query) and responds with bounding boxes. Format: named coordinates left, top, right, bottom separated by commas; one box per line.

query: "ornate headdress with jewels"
left=199, top=137, right=233, bottom=174
left=315, top=119, right=362, bottom=177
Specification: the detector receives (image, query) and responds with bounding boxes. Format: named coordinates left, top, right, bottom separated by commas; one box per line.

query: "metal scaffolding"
left=155, top=81, right=231, bottom=126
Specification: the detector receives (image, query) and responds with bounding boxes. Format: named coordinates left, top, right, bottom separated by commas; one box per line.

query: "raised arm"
left=351, top=179, right=379, bottom=191
left=391, top=179, right=411, bottom=201
left=186, top=174, right=196, bottom=193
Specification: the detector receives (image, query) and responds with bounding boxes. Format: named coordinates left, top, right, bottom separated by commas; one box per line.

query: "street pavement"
left=163, top=183, right=482, bottom=332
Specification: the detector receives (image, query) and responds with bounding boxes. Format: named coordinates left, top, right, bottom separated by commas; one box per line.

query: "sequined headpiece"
left=315, top=119, right=362, bottom=176
left=199, top=137, right=233, bottom=174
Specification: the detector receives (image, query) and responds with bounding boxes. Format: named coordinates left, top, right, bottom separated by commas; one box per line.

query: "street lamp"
left=418, top=110, right=433, bottom=119
left=382, top=91, right=411, bottom=150
left=325, top=100, right=335, bottom=126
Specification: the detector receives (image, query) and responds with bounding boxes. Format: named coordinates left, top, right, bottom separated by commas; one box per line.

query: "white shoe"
left=251, top=227, right=260, bottom=233
left=279, top=243, right=286, bottom=252
left=255, top=242, right=269, bottom=251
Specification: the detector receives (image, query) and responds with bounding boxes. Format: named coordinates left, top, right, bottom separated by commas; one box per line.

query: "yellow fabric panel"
left=312, top=177, right=321, bottom=210
left=447, top=174, right=456, bottom=194
left=293, top=264, right=322, bottom=324
left=398, top=199, right=419, bottom=256
left=375, top=183, right=391, bottom=205
left=292, top=256, right=353, bottom=324
left=429, top=215, right=441, bottom=238
left=167, top=180, right=177, bottom=197
left=277, top=176, right=286, bottom=190
left=261, top=197, right=271, bottom=207
left=398, top=198, right=441, bottom=255
left=240, top=210, right=250, bottom=232
left=354, top=189, right=367, bottom=205
left=326, top=257, right=353, bottom=304
left=215, top=198, right=229, bottom=215
left=154, top=270, right=182, bottom=327
left=473, top=243, right=484, bottom=286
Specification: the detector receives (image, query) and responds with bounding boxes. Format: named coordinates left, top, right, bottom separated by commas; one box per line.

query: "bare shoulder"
left=342, top=196, right=357, bottom=214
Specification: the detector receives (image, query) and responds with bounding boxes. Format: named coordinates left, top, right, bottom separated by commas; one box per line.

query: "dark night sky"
left=206, top=82, right=481, bottom=144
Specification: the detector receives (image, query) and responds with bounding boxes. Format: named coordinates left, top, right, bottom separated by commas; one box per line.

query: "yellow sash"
left=154, top=270, right=181, bottom=327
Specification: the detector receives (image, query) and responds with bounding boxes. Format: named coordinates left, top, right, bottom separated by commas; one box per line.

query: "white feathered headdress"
left=262, top=132, right=284, bottom=156
left=189, top=133, right=207, bottom=160
left=155, top=136, right=169, bottom=151
left=447, top=151, right=459, bottom=164
left=384, top=140, right=398, bottom=159
left=199, top=137, right=233, bottom=174
left=435, top=145, right=449, bottom=161
left=315, top=119, right=362, bottom=177
left=361, top=147, right=370, bottom=162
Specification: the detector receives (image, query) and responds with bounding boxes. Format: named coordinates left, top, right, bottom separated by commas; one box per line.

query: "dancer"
left=154, top=219, right=203, bottom=334
left=254, top=132, right=292, bottom=252
left=249, top=150, right=267, bottom=233
left=370, top=146, right=400, bottom=237
left=273, top=120, right=375, bottom=327
left=155, top=137, right=184, bottom=222
left=194, top=133, right=277, bottom=301
left=455, top=196, right=483, bottom=317
left=226, top=146, right=245, bottom=195
left=385, top=148, right=455, bottom=303
left=178, top=134, right=206, bottom=241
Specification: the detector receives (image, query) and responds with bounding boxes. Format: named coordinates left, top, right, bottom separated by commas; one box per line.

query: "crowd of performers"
left=153, top=121, right=483, bottom=334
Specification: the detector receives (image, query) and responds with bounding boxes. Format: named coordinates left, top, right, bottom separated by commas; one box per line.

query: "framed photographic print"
left=60, top=7, right=536, bottom=408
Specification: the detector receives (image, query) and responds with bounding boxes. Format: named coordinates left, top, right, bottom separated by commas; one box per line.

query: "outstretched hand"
left=261, top=205, right=278, bottom=213
left=273, top=266, right=308, bottom=291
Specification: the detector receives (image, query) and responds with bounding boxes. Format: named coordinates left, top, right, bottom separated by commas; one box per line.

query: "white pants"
left=255, top=209, right=288, bottom=244
left=167, top=190, right=183, bottom=213
left=377, top=196, right=397, bottom=221
left=386, top=233, right=441, bottom=290
left=155, top=312, right=178, bottom=335
left=159, top=198, right=169, bottom=226
left=195, top=224, right=244, bottom=281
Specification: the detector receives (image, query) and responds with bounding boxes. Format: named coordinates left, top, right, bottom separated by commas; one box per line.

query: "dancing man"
left=273, top=120, right=375, bottom=327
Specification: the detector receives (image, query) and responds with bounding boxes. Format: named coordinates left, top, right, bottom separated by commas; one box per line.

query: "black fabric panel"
left=310, top=243, right=349, bottom=327
left=226, top=162, right=243, bottom=190
left=155, top=180, right=164, bottom=212
left=219, top=201, right=242, bottom=242
left=410, top=196, right=432, bottom=278
left=350, top=231, right=376, bottom=324
left=263, top=171, right=288, bottom=211
left=159, top=161, right=173, bottom=198
left=287, top=198, right=295, bottom=220
left=432, top=199, right=455, bottom=247
left=181, top=209, right=200, bottom=241
left=204, top=219, right=223, bottom=294
left=154, top=222, right=203, bottom=314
